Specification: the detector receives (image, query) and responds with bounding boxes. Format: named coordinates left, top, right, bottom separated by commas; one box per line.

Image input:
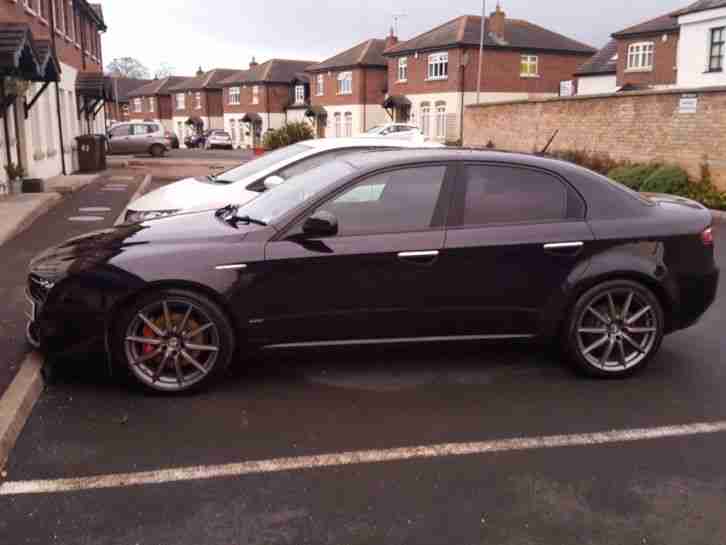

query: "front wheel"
left=150, top=144, right=165, bottom=158
left=564, top=280, right=665, bottom=378
left=111, top=289, right=236, bottom=393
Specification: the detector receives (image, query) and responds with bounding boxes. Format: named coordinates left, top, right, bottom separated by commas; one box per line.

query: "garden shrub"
left=607, top=164, right=660, bottom=191
left=640, top=165, right=690, bottom=195
left=263, top=122, right=314, bottom=150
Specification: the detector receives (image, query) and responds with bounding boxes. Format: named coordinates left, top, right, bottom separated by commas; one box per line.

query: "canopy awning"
left=76, top=72, right=111, bottom=99
left=382, top=95, right=411, bottom=109
left=242, top=112, right=262, bottom=124
left=35, top=40, right=61, bottom=82
left=0, top=23, right=48, bottom=82
left=304, top=105, right=327, bottom=118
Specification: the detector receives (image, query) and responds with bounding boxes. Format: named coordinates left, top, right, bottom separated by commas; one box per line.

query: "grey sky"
left=102, top=0, right=688, bottom=77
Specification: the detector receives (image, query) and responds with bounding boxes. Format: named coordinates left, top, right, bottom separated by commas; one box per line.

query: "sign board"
left=560, top=80, right=574, bottom=97
left=678, top=94, right=698, bottom=114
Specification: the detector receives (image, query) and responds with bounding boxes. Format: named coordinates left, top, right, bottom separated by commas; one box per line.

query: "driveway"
left=0, top=225, right=724, bottom=545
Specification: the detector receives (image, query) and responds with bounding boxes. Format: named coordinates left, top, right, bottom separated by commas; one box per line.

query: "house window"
left=334, top=112, right=342, bottom=137
left=194, top=92, right=202, bottom=110
left=229, top=87, right=241, bottom=105
left=626, top=42, right=654, bottom=71
left=427, top=52, right=448, bottom=80
left=344, top=112, right=353, bottom=137
left=67, top=1, right=75, bottom=41
left=337, top=72, right=352, bottom=95
left=316, top=74, right=324, bottom=96
left=709, top=27, right=725, bottom=72
left=295, top=85, right=305, bottom=104
left=420, top=102, right=431, bottom=136
left=398, top=57, right=408, bottom=81
left=520, top=55, right=539, bottom=77
left=148, top=97, right=155, bottom=113
left=133, top=98, right=142, bottom=113
left=252, top=85, right=260, bottom=104
left=175, top=93, right=185, bottom=110
left=435, top=102, right=446, bottom=139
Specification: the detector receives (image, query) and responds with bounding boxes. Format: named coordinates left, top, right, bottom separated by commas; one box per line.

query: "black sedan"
left=26, top=150, right=718, bottom=393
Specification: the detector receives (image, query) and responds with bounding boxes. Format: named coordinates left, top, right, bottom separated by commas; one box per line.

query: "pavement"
left=107, top=149, right=252, bottom=179
left=0, top=226, right=723, bottom=543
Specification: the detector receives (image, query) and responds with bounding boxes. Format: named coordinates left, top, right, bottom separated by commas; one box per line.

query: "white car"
left=204, top=130, right=234, bottom=150
left=361, top=123, right=425, bottom=142
left=121, top=137, right=443, bottom=223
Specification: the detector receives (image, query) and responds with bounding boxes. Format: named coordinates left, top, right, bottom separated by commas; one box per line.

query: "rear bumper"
left=670, top=268, right=719, bottom=332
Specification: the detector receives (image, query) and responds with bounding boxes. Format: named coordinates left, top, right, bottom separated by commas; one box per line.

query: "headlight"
left=124, top=209, right=181, bottom=223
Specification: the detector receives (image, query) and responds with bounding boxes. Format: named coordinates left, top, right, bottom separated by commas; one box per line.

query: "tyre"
left=110, top=289, right=236, bottom=393
left=563, top=279, right=665, bottom=378
left=150, top=144, right=165, bottom=158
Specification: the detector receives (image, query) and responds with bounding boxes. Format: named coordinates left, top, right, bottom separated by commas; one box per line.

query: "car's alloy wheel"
left=566, top=280, right=664, bottom=377
left=113, top=290, right=234, bottom=393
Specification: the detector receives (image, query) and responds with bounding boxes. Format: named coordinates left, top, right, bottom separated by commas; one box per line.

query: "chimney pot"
left=250, top=56, right=258, bottom=68
left=489, top=4, right=506, bottom=41
left=385, top=27, right=399, bottom=50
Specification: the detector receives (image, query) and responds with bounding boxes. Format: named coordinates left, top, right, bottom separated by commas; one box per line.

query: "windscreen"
left=211, top=143, right=314, bottom=184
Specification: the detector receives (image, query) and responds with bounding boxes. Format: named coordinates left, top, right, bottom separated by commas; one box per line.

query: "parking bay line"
left=3, top=420, right=726, bottom=496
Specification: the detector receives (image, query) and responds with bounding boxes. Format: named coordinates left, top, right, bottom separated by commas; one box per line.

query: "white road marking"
left=67, top=216, right=105, bottom=222
left=78, top=207, right=111, bottom=213
left=2, top=420, right=726, bottom=496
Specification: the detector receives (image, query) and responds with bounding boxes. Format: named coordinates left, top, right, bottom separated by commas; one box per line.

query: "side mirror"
left=302, top=210, right=338, bottom=237
left=263, top=175, right=285, bottom=191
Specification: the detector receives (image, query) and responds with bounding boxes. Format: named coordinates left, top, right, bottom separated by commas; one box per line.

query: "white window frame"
left=337, top=72, right=352, bottom=95
left=626, top=42, right=655, bottom=72
left=427, top=52, right=449, bottom=80
left=397, top=57, right=408, bottom=82
left=229, top=86, right=241, bottom=105
left=194, top=92, right=202, bottom=110
left=316, top=74, right=324, bottom=96
left=66, top=0, right=75, bottom=41
left=295, top=85, right=305, bottom=104
left=175, top=93, right=185, bottom=110
left=148, top=97, right=155, bottom=113
left=133, top=98, right=142, bottom=113
left=334, top=112, right=342, bottom=137
left=708, top=26, right=725, bottom=73
left=420, top=103, right=431, bottom=136
left=23, top=0, right=38, bottom=16
left=344, top=112, right=353, bottom=137
left=252, top=85, right=260, bottom=105
left=520, top=55, right=539, bottom=77
left=435, top=102, right=446, bottom=139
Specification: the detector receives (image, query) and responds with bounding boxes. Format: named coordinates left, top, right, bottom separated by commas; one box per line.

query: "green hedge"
left=640, top=165, right=690, bottom=194
left=263, top=122, right=314, bottom=151
left=607, top=164, right=660, bottom=191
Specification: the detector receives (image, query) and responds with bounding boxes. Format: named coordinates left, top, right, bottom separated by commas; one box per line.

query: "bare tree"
left=153, top=62, right=175, bottom=79
left=106, top=57, right=150, bottom=79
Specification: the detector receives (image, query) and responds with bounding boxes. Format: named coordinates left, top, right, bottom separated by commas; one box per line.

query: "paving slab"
left=0, top=193, right=62, bottom=247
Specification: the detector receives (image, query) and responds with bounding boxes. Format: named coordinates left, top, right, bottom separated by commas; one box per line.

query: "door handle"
left=543, top=241, right=584, bottom=255
left=398, top=250, right=439, bottom=265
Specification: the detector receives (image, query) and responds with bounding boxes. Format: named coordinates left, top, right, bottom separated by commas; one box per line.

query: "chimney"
left=489, top=3, right=506, bottom=41
left=385, top=26, right=399, bottom=50
left=196, top=66, right=204, bottom=76
left=249, top=56, right=258, bottom=68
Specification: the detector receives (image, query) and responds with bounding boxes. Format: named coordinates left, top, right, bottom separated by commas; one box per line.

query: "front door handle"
left=543, top=241, right=584, bottom=255
left=398, top=250, right=439, bottom=265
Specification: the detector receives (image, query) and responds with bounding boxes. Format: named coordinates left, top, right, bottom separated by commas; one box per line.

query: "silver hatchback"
left=107, top=122, right=171, bottom=157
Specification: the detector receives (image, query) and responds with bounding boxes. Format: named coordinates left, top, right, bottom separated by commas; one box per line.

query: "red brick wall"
left=388, top=47, right=590, bottom=96
left=309, top=67, right=387, bottom=106
left=105, top=101, right=129, bottom=123
left=0, top=0, right=103, bottom=73
left=223, top=83, right=292, bottom=114
left=616, top=33, right=678, bottom=87
left=463, top=88, right=726, bottom=189
left=171, top=90, right=222, bottom=118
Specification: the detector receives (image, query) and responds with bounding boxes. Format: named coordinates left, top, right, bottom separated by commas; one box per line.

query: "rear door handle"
left=398, top=250, right=439, bottom=265
left=543, top=241, right=584, bottom=255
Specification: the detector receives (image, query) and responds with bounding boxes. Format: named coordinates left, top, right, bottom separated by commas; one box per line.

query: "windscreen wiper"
left=235, top=215, right=267, bottom=226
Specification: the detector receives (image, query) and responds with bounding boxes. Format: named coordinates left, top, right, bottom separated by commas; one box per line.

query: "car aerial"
left=362, top=123, right=424, bottom=142
left=107, top=122, right=170, bottom=157
left=119, top=137, right=444, bottom=223
left=204, top=130, right=234, bottom=150
left=27, top=149, right=718, bottom=394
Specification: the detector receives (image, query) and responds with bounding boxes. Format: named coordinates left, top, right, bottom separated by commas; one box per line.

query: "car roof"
left=302, top=137, right=438, bottom=150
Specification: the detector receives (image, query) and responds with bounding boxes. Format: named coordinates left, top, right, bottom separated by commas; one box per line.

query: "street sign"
left=678, top=94, right=698, bottom=114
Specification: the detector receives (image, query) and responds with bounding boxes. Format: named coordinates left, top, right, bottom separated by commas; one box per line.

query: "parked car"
left=362, top=123, right=424, bottom=142
left=27, top=149, right=718, bottom=393
left=204, top=130, right=234, bottom=150
left=184, top=133, right=205, bottom=149
left=165, top=131, right=180, bottom=149
left=107, top=122, right=170, bottom=157
left=119, top=137, right=444, bottom=223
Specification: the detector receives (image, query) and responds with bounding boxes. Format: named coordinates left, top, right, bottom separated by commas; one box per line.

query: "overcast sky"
left=101, top=0, right=688, bottom=77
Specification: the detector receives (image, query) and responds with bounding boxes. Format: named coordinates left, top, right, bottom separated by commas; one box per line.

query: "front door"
left=251, top=164, right=454, bottom=345
left=107, top=124, right=132, bottom=153
left=441, top=163, right=594, bottom=336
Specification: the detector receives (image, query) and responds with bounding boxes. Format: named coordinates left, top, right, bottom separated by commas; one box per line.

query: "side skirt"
left=262, top=334, right=535, bottom=350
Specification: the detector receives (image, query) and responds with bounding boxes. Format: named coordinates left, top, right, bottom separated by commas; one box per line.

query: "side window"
left=130, top=124, right=149, bottom=136
left=147, top=124, right=160, bottom=134
left=313, top=166, right=447, bottom=236
left=450, top=164, right=568, bottom=226
left=109, top=125, right=131, bottom=137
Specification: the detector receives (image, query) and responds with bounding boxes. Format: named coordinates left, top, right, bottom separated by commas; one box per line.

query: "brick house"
left=168, top=68, right=239, bottom=144
left=383, top=6, right=595, bottom=142
left=219, top=58, right=315, bottom=149
left=574, top=40, right=618, bottom=95
left=126, top=76, right=188, bottom=132
left=675, top=0, right=726, bottom=88
left=106, top=77, right=151, bottom=125
left=305, top=37, right=391, bottom=138
left=1, top=0, right=107, bottom=185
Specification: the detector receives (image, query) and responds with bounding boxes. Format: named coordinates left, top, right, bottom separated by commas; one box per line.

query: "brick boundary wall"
left=463, top=86, right=726, bottom=190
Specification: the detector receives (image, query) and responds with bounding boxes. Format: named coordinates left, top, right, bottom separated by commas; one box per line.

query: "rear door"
left=107, top=124, right=131, bottom=153
left=440, top=162, right=594, bottom=336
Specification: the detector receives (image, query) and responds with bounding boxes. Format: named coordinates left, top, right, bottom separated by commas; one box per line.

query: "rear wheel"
left=111, top=289, right=236, bottom=393
left=564, top=280, right=664, bottom=378
left=150, top=144, right=165, bottom=158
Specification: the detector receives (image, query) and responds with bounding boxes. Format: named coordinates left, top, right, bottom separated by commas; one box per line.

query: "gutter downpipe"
left=50, top=0, right=67, bottom=174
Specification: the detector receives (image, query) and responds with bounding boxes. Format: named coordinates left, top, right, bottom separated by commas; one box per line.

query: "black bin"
left=76, top=134, right=107, bottom=172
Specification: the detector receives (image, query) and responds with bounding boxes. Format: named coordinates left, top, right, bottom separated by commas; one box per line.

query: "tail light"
left=701, top=226, right=714, bottom=246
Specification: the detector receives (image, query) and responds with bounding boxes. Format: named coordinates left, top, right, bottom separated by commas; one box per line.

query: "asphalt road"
left=0, top=225, right=724, bottom=545
left=136, top=148, right=254, bottom=161
left=0, top=172, right=145, bottom=396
